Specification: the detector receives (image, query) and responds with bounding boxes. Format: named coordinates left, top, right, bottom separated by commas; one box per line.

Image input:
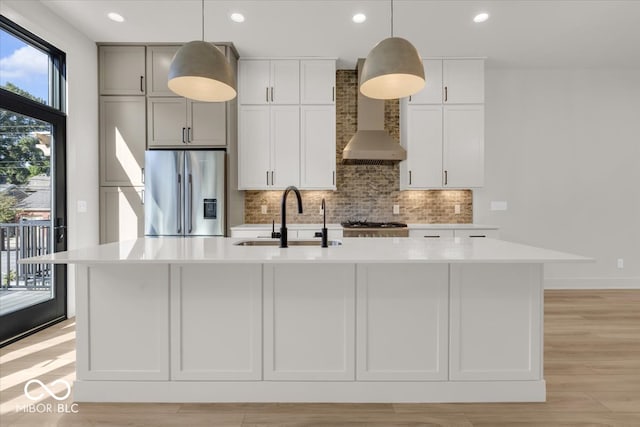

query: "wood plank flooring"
left=1, top=290, right=639, bottom=426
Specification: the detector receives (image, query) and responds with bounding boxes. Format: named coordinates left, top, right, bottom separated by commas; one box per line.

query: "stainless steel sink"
left=234, top=239, right=342, bottom=247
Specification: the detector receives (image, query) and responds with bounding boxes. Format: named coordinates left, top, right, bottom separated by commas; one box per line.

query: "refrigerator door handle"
left=188, top=174, right=193, bottom=233
left=177, top=174, right=182, bottom=233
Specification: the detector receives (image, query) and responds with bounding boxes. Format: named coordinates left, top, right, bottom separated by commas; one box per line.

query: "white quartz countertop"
left=22, top=237, right=591, bottom=265
left=231, top=223, right=343, bottom=230
left=407, top=224, right=499, bottom=230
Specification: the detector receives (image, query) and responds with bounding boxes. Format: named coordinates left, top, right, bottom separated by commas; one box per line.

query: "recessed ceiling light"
left=473, top=12, right=489, bottom=23
left=230, top=12, right=245, bottom=23
left=107, top=12, right=125, bottom=23
left=352, top=13, right=366, bottom=24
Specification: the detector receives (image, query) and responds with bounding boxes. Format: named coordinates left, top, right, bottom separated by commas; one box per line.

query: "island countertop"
left=21, top=237, right=591, bottom=265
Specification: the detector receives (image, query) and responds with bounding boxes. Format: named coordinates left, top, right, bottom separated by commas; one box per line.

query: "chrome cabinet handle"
left=444, top=170, right=448, bottom=185
left=188, top=174, right=193, bottom=233
left=140, top=76, right=144, bottom=93
left=177, top=174, right=182, bottom=233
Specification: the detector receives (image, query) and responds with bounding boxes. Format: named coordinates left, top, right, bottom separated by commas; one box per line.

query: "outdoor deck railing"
left=0, top=220, right=52, bottom=290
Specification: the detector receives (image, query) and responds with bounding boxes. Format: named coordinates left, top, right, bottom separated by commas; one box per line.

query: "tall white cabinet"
left=401, top=58, right=484, bottom=189
left=238, top=58, right=336, bottom=190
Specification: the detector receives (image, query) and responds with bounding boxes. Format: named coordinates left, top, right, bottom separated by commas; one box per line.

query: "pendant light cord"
left=390, top=0, right=394, bottom=37
left=201, top=0, right=205, bottom=41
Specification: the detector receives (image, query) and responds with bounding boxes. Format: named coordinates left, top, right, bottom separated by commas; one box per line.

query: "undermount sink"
left=234, top=239, right=342, bottom=247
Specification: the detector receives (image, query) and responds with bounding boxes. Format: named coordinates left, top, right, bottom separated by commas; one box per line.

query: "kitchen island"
left=23, top=237, right=589, bottom=403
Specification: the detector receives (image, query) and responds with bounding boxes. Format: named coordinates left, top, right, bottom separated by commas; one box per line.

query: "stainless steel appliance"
left=341, top=221, right=409, bottom=238
left=144, top=150, right=225, bottom=236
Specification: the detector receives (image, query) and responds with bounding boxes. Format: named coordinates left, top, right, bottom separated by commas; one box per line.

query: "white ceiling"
left=39, top=0, right=640, bottom=69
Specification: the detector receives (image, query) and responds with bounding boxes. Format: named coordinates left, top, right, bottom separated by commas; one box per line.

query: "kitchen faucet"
left=321, top=198, right=328, bottom=248
left=280, top=186, right=303, bottom=248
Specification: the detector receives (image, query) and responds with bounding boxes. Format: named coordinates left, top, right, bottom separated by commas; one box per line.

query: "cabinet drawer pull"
left=187, top=127, right=192, bottom=143
left=141, top=167, right=145, bottom=184
left=469, top=235, right=486, bottom=238
left=409, top=95, right=412, bottom=102
left=140, top=189, right=144, bottom=205
left=409, top=170, right=412, bottom=185
left=332, top=86, right=335, bottom=102
left=271, top=86, right=274, bottom=102
left=333, top=171, right=335, bottom=186
left=266, top=87, right=269, bottom=102
left=140, top=76, right=144, bottom=93
left=181, top=127, right=186, bottom=144
left=444, top=86, right=448, bottom=102
left=424, top=235, right=440, bottom=238
left=444, top=170, right=448, bottom=185
left=271, top=170, right=274, bottom=185
left=266, top=171, right=269, bottom=186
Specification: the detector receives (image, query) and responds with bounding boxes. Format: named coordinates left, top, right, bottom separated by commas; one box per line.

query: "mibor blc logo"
left=17, top=379, right=79, bottom=414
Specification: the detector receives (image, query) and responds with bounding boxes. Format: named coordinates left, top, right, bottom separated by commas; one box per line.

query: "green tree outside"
left=0, top=193, right=17, bottom=223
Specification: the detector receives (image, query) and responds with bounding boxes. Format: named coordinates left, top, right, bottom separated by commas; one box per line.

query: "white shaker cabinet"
left=239, top=60, right=299, bottom=105
left=408, top=59, right=443, bottom=104
left=238, top=105, right=299, bottom=189
left=400, top=105, right=443, bottom=189
left=300, top=60, right=336, bottom=104
left=147, top=97, right=226, bottom=148
left=443, top=105, right=484, bottom=188
left=99, top=186, right=144, bottom=244
left=170, top=265, right=262, bottom=381
left=300, top=105, right=336, bottom=189
left=99, top=96, right=146, bottom=187
left=356, top=264, right=449, bottom=381
left=99, top=45, right=146, bottom=95
left=443, top=59, right=485, bottom=104
left=264, top=264, right=356, bottom=381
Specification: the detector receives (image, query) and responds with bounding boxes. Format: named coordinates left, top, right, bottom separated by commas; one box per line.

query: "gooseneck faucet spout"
left=280, top=186, right=303, bottom=248
left=321, top=198, right=328, bottom=248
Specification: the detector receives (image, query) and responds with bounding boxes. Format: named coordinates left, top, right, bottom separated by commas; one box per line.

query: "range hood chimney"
left=342, top=59, right=407, bottom=165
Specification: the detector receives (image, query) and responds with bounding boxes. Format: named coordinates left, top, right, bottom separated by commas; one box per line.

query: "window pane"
left=0, top=28, right=50, bottom=106
left=0, top=108, right=53, bottom=315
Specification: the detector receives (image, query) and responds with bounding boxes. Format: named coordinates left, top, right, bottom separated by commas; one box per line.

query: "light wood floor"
left=1, top=290, right=639, bottom=426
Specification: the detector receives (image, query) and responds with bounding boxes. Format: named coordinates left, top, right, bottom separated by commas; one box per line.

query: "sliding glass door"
left=0, top=17, right=67, bottom=345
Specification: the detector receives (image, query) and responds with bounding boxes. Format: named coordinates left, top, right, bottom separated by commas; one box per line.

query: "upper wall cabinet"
left=408, top=59, right=484, bottom=105
left=300, top=60, right=336, bottom=105
left=146, top=45, right=179, bottom=97
left=239, top=60, right=299, bottom=105
left=99, top=46, right=146, bottom=95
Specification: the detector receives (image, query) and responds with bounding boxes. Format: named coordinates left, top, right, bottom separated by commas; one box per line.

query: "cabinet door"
left=408, top=59, right=443, bottom=104
left=238, top=60, right=270, bottom=104
left=170, top=264, right=262, bottom=380
left=270, top=60, right=299, bottom=104
left=300, top=105, right=335, bottom=189
left=187, top=101, right=226, bottom=146
left=356, top=264, right=448, bottom=381
left=99, top=96, right=146, bottom=186
left=443, top=59, right=484, bottom=104
left=264, top=264, right=355, bottom=381
left=146, top=45, right=179, bottom=96
left=450, top=264, right=542, bottom=381
left=443, top=105, right=484, bottom=188
left=99, top=186, right=144, bottom=244
left=99, top=46, right=146, bottom=95
left=300, top=60, right=335, bottom=104
left=401, top=105, right=443, bottom=188
left=270, top=106, right=300, bottom=188
left=238, top=106, right=271, bottom=189
left=147, top=97, right=187, bottom=147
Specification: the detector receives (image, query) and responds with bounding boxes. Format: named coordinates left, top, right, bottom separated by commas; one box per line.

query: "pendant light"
left=168, top=0, right=237, bottom=102
left=360, top=0, right=425, bottom=100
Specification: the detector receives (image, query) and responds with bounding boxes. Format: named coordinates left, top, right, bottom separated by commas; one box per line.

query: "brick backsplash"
left=243, top=70, right=472, bottom=224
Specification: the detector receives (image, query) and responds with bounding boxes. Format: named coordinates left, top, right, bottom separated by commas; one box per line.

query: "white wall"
left=1, top=1, right=99, bottom=314
left=476, top=68, right=640, bottom=289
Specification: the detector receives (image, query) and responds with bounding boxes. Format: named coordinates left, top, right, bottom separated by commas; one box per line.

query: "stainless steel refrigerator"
left=144, top=150, right=225, bottom=236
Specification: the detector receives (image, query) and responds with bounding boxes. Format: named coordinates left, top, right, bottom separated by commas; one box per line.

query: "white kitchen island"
left=23, top=237, right=589, bottom=403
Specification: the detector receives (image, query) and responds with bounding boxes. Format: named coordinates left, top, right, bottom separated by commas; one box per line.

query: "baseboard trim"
left=545, top=277, right=640, bottom=289
left=73, top=380, right=546, bottom=403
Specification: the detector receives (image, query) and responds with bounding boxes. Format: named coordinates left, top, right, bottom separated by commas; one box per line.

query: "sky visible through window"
left=0, top=28, right=49, bottom=103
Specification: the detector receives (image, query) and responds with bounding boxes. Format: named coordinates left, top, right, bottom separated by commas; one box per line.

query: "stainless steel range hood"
left=342, top=59, right=407, bottom=165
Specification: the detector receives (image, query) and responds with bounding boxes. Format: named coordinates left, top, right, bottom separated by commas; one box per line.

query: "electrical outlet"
left=617, top=258, right=624, bottom=269
left=393, top=204, right=400, bottom=215
left=454, top=204, right=461, bottom=214
left=77, top=200, right=87, bottom=213
left=261, top=205, right=268, bottom=214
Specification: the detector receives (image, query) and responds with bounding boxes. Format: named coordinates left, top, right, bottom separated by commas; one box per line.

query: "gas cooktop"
left=341, top=221, right=408, bottom=229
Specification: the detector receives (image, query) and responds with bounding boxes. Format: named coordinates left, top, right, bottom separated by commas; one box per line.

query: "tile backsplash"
left=243, top=70, right=472, bottom=224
